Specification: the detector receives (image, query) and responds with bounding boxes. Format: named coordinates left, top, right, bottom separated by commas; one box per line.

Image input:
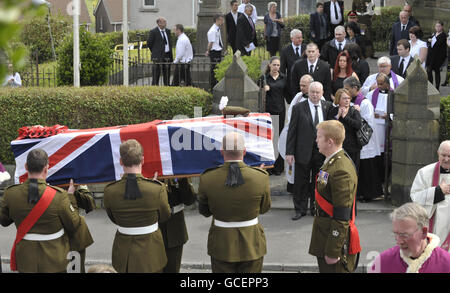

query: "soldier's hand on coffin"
left=68, top=179, right=76, bottom=194
left=259, top=163, right=265, bottom=169
left=153, top=172, right=158, bottom=180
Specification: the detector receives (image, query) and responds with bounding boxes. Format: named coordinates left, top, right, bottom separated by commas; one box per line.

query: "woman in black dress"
left=426, top=20, right=447, bottom=91
left=262, top=56, right=288, bottom=175
left=327, top=88, right=362, bottom=171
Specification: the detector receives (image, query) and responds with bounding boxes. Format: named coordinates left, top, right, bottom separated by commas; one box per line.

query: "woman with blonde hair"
left=264, top=2, right=284, bottom=56
left=326, top=88, right=362, bottom=170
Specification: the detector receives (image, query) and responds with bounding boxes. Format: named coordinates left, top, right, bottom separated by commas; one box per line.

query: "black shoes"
left=292, top=212, right=307, bottom=221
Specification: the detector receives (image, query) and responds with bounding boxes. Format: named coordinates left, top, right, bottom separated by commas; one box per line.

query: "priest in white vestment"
left=361, top=56, right=404, bottom=96
left=410, top=140, right=450, bottom=251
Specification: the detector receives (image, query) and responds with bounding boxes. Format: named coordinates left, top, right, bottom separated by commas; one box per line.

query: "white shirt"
left=174, top=33, right=193, bottom=63
left=330, top=1, right=342, bottom=25
left=160, top=29, right=170, bottom=53
left=398, top=54, right=411, bottom=75
left=335, top=39, right=347, bottom=50
left=292, top=43, right=302, bottom=56
left=308, top=98, right=324, bottom=125
left=207, top=23, right=223, bottom=52
left=231, top=11, right=239, bottom=25
left=307, top=59, right=319, bottom=73
left=431, top=34, right=438, bottom=47
left=238, top=3, right=258, bottom=24
left=409, top=39, right=427, bottom=68
left=3, top=73, right=21, bottom=87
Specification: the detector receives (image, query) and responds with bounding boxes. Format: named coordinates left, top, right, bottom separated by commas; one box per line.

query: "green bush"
left=0, top=86, right=212, bottom=164
left=57, top=29, right=113, bottom=86
left=440, top=95, right=450, bottom=142
left=371, top=6, right=403, bottom=52
left=20, top=13, right=72, bottom=63
left=214, top=54, right=262, bottom=82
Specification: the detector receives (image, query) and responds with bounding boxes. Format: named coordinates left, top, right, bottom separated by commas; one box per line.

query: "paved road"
left=0, top=205, right=395, bottom=273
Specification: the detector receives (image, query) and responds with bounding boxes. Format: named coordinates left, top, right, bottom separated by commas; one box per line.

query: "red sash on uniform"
left=430, top=162, right=450, bottom=251
left=10, top=186, right=57, bottom=271
left=315, top=185, right=361, bottom=255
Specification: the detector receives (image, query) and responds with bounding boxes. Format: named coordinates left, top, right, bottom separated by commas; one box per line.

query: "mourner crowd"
left=1, top=0, right=450, bottom=274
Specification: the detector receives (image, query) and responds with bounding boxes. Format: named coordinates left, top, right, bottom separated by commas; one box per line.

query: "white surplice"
left=410, top=162, right=450, bottom=251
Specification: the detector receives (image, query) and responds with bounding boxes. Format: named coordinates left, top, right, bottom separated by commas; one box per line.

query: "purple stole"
left=371, top=71, right=399, bottom=109
left=354, top=93, right=365, bottom=106
left=431, top=162, right=450, bottom=251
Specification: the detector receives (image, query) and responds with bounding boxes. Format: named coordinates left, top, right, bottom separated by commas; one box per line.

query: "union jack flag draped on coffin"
left=11, top=113, right=275, bottom=185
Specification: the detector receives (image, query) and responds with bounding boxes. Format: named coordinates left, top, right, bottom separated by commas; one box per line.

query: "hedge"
left=0, top=86, right=212, bottom=164
left=440, top=95, right=450, bottom=142
left=214, top=54, right=262, bottom=82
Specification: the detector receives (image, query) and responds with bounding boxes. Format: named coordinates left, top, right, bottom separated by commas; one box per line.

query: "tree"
left=57, top=28, right=113, bottom=86
left=0, top=0, right=47, bottom=81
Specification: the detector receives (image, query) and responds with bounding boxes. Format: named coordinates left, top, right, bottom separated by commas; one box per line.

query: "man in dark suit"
left=290, top=43, right=332, bottom=101
left=403, top=4, right=420, bottom=27
left=147, top=17, right=173, bottom=86
left=236, top=4, right=258, bottom=56
left=280, top=29, right=306, bottom=103
left=321, top=25, right=348, bottom=69
left=324, top=0, right=344, bottom=35
left=310, top=2, right=330, bottom=51
left=225, top=0, right=243, bottom=54
left=390, top=39, right=413, bottom=78
left=286, top=82, right=331, bottom=220
left=390, top=11, right=416, bottom=56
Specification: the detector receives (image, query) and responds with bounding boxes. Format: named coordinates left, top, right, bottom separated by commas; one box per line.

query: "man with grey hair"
left=198, top=132, right=271, bottom=273
left=361, top=56, right=404, bottom=96
left=369, top=202, right=450, bottom=273
left=390, top=10, right=417, bottom=56
left=403, top=4, right=420, bottom=27
left=280, top=29, right=306, bottom=103
left=236, top=4, right=258, bottom=56
left=237, top=0, right=258, bottom=24
left=321, top=25, right=349, bottom=68
left=286, top=82, right=332, bottom=220
left=410, top=140, right=450, bottom=251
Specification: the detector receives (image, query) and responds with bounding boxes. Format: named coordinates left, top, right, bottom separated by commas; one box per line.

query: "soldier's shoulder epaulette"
left=201, top=166, right=220, bottom=175
left=250, top=166, right=269, bottom=175
left=142, top=177, right=164, bottom=186
left=4, top=183, right=20, bottom=191
left=47, top=184, right=66, bottom=193
left=105, top=180, right=119, bottom=189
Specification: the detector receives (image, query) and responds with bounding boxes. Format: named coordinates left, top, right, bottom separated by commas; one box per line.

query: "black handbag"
left=356, top=117, right=373, bottom=147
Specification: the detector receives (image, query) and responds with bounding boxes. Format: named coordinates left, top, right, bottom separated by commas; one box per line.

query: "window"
left=143, top=0, right=156, bottom=8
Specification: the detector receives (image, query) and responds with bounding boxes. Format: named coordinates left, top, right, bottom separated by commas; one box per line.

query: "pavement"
left=0, top=53, right=449, bottom=273
left=0, top=173, right=396, bottom=273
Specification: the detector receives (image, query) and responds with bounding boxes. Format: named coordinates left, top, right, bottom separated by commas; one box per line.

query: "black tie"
left=309, top=64, right=314, bottom=74
left=399, top=58, right=405, bottom=76
left=218, top=28, right=223, bottom=49
left=295, top=47, right=300, bottom=58
left=338, top=43, right=342, bottom=51
left=161, top=30, right=168, bottom=45
left=401, top=25, right=405, bottom=32
left=333, top=2, right=339, bottom=21
left=314, top=105, right=319, bottom=127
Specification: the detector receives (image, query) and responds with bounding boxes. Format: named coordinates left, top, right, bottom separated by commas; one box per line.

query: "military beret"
left=347, top=10, right=357, bottom=17
left=222, top=106, right=250, bottom=117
